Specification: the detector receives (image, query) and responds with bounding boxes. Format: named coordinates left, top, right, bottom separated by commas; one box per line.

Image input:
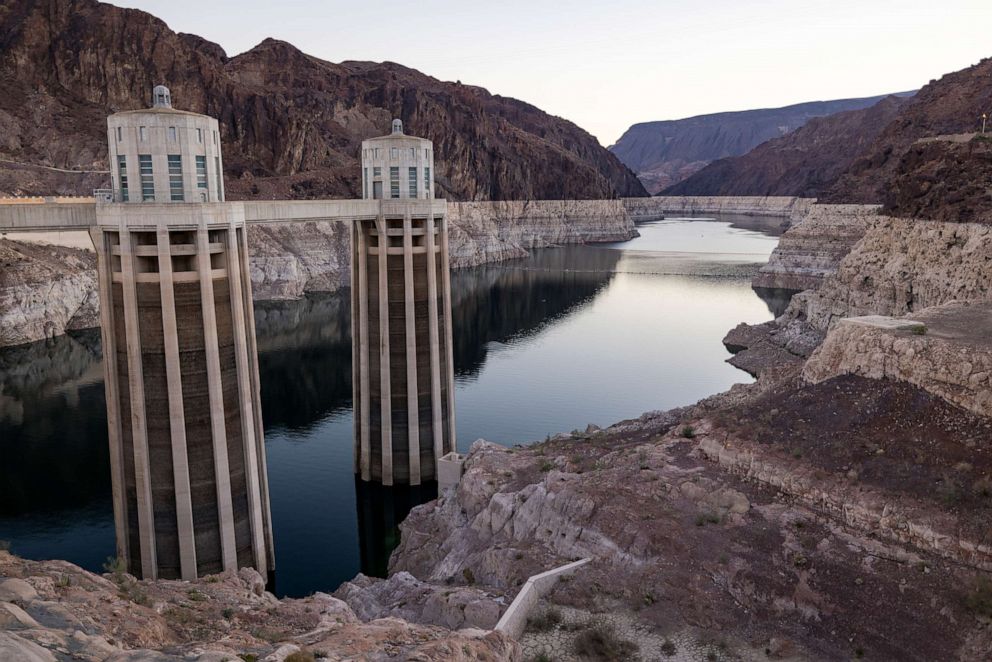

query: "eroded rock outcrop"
left=792, top=216, right=992, bottom=330
left=802, top=302, right=992, bottom=418
left=0, top=239, right=97, bottom=347
left=0, top=551, right=520, bottom=661
left=645, top=195, right=813, bottom=221
left=446, top=200, right=636, bottom=268
left=753, top=204, right=877, bottom=290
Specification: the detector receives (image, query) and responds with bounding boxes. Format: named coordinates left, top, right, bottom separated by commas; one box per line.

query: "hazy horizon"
left=113, top=0, right=989, bottom=146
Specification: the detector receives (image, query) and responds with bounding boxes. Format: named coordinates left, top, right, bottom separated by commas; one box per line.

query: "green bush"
left=680, top=425, right=696, bottom=439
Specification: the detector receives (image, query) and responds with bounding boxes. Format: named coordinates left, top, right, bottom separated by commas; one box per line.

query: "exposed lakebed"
left=0, top=215, right=784, bottom=597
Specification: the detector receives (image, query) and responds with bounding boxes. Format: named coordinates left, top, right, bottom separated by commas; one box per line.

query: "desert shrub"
left=573, top=624, right=638, bottom=660
left=285, top=652, right=316, bottom=662
left=528, top=607, right=564, bottom=632
left=661, top=638, right=677, bottom=656
left=680, top=426, right=696, bottom=439
left=964, top=577, right=992, bottom=617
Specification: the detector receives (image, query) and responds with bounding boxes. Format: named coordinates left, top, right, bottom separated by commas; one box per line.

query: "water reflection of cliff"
left=0, top=330, right=109, bottom=514
left=450, top=246, right=619, bottom=378
left=254, top=247, right=619, bottom=433
left=253, top=294, right=354, bottom=433
left=354, top=479, right=437, bottom=578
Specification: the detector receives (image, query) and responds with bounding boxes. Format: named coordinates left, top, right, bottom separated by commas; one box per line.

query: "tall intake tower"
left=91, top=86, right=274, bottom=581
left=353, top=119, right=456, bottom=485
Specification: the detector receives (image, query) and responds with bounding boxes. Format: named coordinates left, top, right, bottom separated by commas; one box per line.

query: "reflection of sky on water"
left=0, top=216, right=785, bottom=597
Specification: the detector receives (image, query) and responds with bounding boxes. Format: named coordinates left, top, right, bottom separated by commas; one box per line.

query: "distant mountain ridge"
left=661, top=95, right=911, bottom=198
left=610, top=94, right=914, bottom=193
left=663, top=56, right=992, bottom=206
left=0, top=0, right=646, bottom=201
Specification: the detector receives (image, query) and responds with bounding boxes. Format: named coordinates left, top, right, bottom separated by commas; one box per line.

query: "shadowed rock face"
left=881, top=136, right=992, bottom=223
left=0, top=0, right=646, bottom=201
left=663, top=95, right=909, bottom=197
left=610, top=94, right=909, bottom=194
left=825, top=57, right=992, bottom=204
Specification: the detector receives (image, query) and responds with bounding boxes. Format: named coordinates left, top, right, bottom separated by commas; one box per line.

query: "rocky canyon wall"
left=790, top=216, right=992, bottom=331
left=0, top=200, right=635, bottom=347
left=752, top=204, right=878, bottom=291
left=637, top=196, right=814, bottom=222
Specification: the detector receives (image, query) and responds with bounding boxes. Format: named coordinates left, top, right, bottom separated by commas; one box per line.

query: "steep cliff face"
left=663, top=96, right=909, bottom=197
left=792, top=217, right=992, bottom=330
left=0, top=0, right=645, bottom=201
left=753, top=204, right=878, bottom=291
left=610, top=94, right=909, bottom=194
left=881, top=135, right=992, bottom=223
left=0, top=238, right=97, bottom=347
left=639, top=195, right=813, bottom=221
left=445, top=200, right=636, bottom=268
left=825, top=58, right=992, bottom=203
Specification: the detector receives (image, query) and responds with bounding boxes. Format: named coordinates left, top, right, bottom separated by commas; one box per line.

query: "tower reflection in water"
left=354, top=478, right=438, bottom=577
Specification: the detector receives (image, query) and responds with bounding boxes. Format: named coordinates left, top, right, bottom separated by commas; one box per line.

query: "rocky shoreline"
left=3, top=200, right=992, bottom=661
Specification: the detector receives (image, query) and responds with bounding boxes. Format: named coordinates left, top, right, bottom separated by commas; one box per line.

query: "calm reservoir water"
left=0, top=216, right=787, bottom=596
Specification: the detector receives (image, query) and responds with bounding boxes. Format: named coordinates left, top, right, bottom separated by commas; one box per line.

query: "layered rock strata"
left=802, top=302, right=992, bottom=418
left=0, top=239, right=97, bottom=347
left=792, top=217, right=992, bottom=331
left=752, top=204, right=878, bottom=290
left=643, top=195, right=814, bottom=221
left=0, top=551, right=519, bottom=661
left=445, top=200, right=636, bottom=268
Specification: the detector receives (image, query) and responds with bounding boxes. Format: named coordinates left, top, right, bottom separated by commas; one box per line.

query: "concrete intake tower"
left=92, top=86, right=274, bottom=581
left=353, top=119, right=457, bottom=485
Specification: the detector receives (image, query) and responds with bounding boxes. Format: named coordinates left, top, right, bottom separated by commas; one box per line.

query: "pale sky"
left=114, top=0, right=990, bottom=146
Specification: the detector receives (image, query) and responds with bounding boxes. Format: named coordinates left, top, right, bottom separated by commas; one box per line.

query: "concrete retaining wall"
left=493, top=557, right=590, bottom=639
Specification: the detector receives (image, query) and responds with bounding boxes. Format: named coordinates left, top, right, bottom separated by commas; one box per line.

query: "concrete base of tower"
left=91, top=202, right=274, bottom=580
left=352, top=199, right=456, bottom=485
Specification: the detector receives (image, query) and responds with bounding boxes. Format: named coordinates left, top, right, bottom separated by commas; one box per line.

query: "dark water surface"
left=0, top=216, right=784, bottom=596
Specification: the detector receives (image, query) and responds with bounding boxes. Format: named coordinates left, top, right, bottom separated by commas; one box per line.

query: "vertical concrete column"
left=155, top=227, right=197, bottom=581
left=225, top=228, right=268, bottom=576
left=195, top=224, right=238, bottom=571
left=356, top=221, right=372, bottom=482
left=374, top=215, right=394, bottom=486
left=402, top=213, right=421, bottom=485
left=237, top=227, right=275, bottom=569
left=351, top=221, right=362, bottom=476
left=89, top=227, right=129, bottom=565
left=425, top=214, right=444, bottom=464
left=439, top=214, right=457, bottom=454
left=118, top=225, right=158, bottom=578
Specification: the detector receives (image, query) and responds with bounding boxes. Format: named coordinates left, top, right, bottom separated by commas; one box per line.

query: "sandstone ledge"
left=752, top=203, right=877, bottom=291
left=803, top=301, right=992, bottom=418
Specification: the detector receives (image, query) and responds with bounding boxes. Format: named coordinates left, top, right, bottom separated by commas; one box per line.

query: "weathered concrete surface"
left=802, top=301, right=992, bottom=418
left=0, top=551, right=520, bottom=661
left=753, top=204, right=877, bottom=290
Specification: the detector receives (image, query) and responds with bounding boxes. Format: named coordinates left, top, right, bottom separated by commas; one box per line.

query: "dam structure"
left=353, top=120, right=457, bottom=486
left=0, top=85, right=457, bottom=579
left=92, top=86, right=273, bottom=581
